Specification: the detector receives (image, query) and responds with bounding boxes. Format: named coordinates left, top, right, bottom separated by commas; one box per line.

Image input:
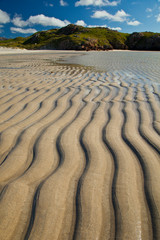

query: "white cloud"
left=146, top=8, right=152, bottom=12
left=88, top=24, right=108, bottom=27
left=86, top=24, right=121, bottom=31
left=12, top=14, right=70, bottom=28
left=28, top=14, right=70, bottom=27
left=0, top=9, right=10, bottom=24
left=109, top=26, right=122, bottom=30
left=10, top=27, right=37, bottom=34
left=12, top=15, right=28, bottom=27
left=0, top=24, right=3, bottom=28
left=127, top=20, right=141, bottom=26
left=92, top=9, right=129, bottom=22
left=75, top=20, right=87, bottom=27
left=157, top=13, right=160, bottom=22
left=75, top=0, right=120, bottom=7
left=60, top=0, right=68, bottom=6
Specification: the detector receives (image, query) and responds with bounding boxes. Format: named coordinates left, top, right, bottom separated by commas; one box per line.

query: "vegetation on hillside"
left=0, top=37, right=26, bottom=48
left=0, top=24, right=160, bottom=50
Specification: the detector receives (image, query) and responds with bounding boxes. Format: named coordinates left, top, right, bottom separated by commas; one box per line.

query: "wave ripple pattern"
left=0, top=54, right=160, bottom=240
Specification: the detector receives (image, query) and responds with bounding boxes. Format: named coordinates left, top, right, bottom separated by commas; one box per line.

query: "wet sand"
left=0, top=51, right=160, bottom=240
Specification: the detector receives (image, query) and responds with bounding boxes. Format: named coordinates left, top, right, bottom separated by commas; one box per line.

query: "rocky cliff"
left=127, top=32, right=160, bottom=50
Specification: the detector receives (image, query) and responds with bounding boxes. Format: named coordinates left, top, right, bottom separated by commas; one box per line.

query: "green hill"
left=0, top=24, right=160, bottom=50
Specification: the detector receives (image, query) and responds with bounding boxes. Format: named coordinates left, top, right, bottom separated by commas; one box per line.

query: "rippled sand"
left=0, top=52, right=160, bottom=240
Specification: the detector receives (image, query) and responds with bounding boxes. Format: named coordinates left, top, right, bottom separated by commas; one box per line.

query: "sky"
left=0, top=0, right=160, bottom=38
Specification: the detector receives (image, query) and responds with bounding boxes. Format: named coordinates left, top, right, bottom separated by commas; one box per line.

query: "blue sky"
left=0, top=0, right=160, bottom=38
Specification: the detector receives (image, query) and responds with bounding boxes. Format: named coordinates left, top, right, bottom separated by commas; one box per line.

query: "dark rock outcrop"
left=80, top=39, right=113, bottom=51
left=109, top=40, right=127, bottom=49
left=57, top=24, right=86, bottom=35
left=23, top=33, right=41, bottom=45
left=127, top=32, right=160, bottom=50
left=44, top=37, right=113, bottom=51
left=56, top=38, right=112, bottom=51
left=127, top=32, right=144, bottom=49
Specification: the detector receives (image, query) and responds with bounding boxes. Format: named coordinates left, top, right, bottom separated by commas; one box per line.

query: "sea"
left=61, top=50, right=160, bottom=91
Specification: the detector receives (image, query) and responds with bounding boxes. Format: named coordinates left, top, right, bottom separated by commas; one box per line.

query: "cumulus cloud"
left=157, top=14, right=160, bottom=22
left=12, top=15, right=28, bottom=27
left=86, top=24, right=121, bottom=31
left=60, top=0, right=68, bottom=6
left=0, top=9, right=10, bottom=24
left=28, top=14, right=70, bottom=27
left=91, top=9, right=129, bottom=22
left=10, top=27, right=37, bottom=34
left=88, top=24, right=108, bottom=27
left=12, top=14, right=70, bottom=28
left=75, top=20, right=87, bottom=27
left=75, top=0, right=120, bottom=7
left=127, top=20, right=141, bottom=26
left=109, top=26, right=122, bottom=30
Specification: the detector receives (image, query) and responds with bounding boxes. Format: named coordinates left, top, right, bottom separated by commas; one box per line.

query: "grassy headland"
left=0, top=24, right=160, bottom=50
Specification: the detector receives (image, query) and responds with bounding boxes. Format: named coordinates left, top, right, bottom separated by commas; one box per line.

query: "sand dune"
left=0, top=52, right=160, bottom=240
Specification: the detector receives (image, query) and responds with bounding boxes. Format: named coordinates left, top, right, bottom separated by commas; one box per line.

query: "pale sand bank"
left=0, top=52, right=160, bottom=240
left=0, top=47, right=83, bottom=55
left=0, top=47, right=28, bottom=54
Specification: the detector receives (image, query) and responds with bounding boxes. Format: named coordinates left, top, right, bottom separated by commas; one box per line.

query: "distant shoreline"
left=0, top=47, right=81, bottom=55
left=1, top=47, right=160, bottom=55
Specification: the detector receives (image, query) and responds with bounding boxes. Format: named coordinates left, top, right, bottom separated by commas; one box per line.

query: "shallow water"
left=62, top=51, right=160, bottom=90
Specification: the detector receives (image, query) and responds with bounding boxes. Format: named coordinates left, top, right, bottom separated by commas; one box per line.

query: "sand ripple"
left=0, top=53, right=160, bottom=240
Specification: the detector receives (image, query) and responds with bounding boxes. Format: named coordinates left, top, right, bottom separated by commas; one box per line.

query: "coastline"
left=0, top=52, right=160, bottom=240
left=1, top=46, right=160, bottom=55
left=0, top=47, right=85, bottom=56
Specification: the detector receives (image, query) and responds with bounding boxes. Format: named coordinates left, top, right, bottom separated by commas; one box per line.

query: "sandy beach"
left=0, top=49, right=160, bottom=240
